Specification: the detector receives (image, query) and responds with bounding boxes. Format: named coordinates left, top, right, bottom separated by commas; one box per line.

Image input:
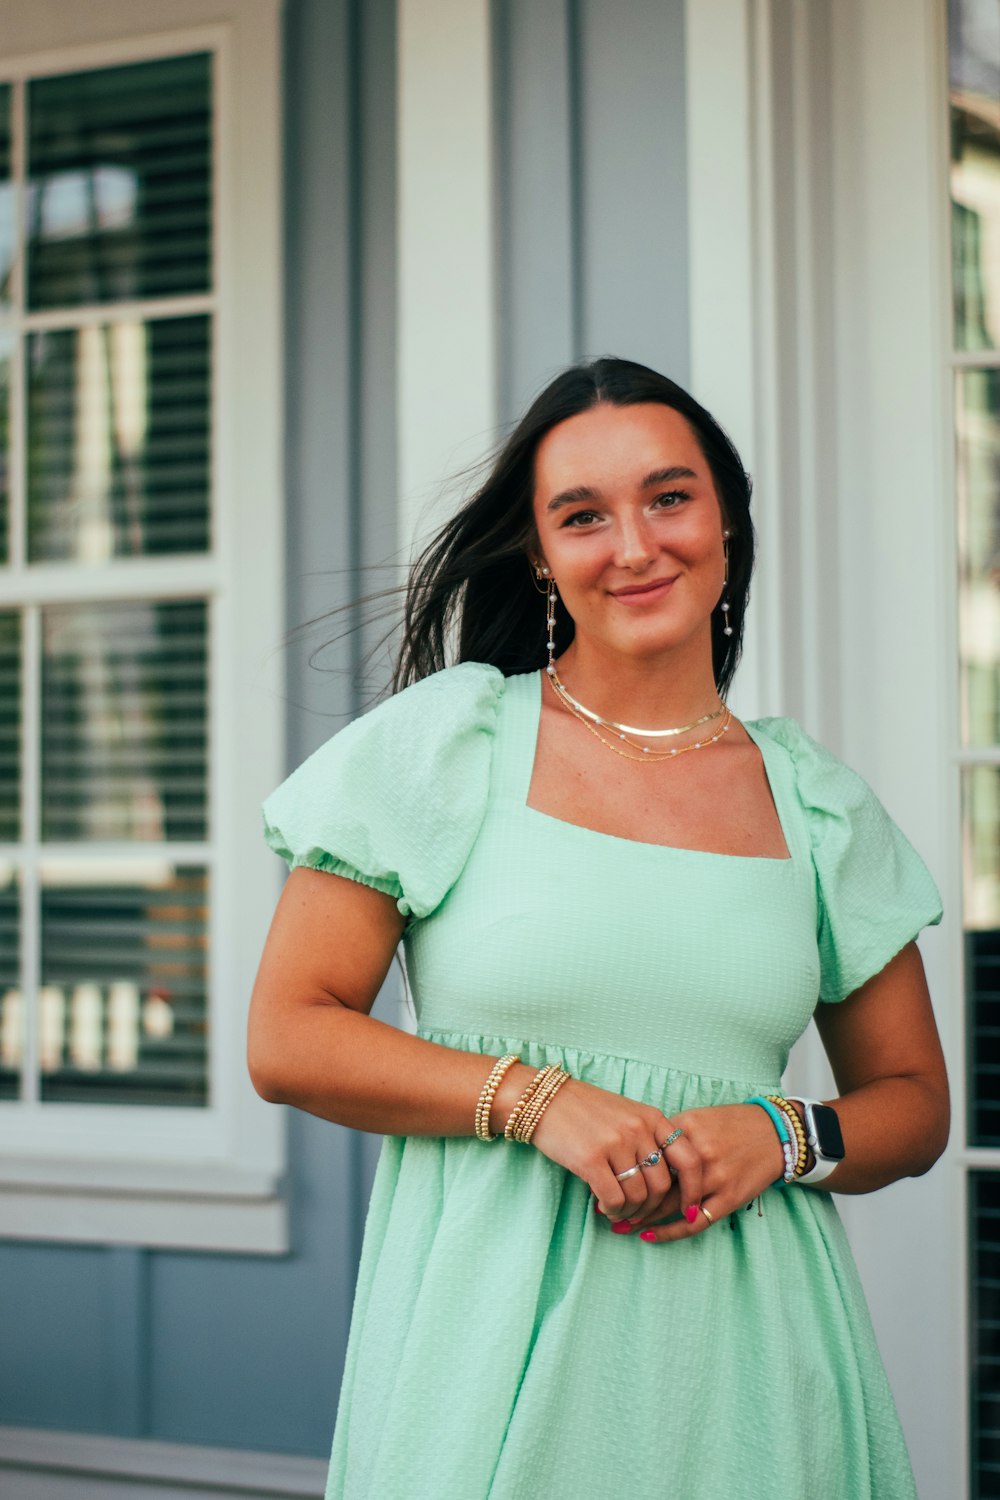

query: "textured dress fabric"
left=262, top=662, right=944, bottom=1500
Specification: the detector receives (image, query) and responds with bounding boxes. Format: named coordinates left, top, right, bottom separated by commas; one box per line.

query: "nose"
left=613, top=511, right=659, bottom=572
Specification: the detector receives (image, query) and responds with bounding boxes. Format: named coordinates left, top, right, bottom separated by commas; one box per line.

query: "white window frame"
left=0, top=0, right=287, bottom=1253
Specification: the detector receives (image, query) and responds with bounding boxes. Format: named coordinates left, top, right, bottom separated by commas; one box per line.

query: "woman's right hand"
left=524, top=1076, right=703, bottom=1227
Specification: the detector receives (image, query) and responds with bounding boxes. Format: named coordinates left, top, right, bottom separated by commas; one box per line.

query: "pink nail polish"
left=640, top=1230, right=657, bottom=1242
left=684, top=1205, right=699, bottom=1224
left=611, top=1220, right=632, bottom=1234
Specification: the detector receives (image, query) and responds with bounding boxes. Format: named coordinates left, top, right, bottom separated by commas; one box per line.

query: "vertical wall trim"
left=684, top=0, right=770, bottom=717
left=565, top=0, right=584, bottom=360
left=397, top=0, right=497, bottom=556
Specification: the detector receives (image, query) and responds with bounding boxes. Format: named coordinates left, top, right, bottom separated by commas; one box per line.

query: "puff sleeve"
left=754, top=716, right=944, bottom=1003
left=261, top=662, right=506, bottom=921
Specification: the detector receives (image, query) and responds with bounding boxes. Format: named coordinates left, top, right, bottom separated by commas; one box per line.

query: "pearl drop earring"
left=720, top=530, right=733, bottom=637
left=534, top=563, right=558, bottom=671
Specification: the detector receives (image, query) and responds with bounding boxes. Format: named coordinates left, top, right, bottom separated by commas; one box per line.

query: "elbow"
left=247, top=1046, right=284, bottom=1105
left=910, top=1085, right=951, bottom=1177
left=246, top=1017, right=295, bottom=1105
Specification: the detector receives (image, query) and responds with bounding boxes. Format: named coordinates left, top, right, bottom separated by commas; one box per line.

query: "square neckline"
left=516, top=669, right=796, bottom=863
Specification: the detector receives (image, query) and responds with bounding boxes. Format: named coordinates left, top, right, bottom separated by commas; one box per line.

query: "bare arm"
left=804, top=939, right=950, bottom=1193
left=634, top=939, right=951, bottom=1241
left=247, top=866, right=705, bottom=1219
left=247, top=867, right=537, bottom=1134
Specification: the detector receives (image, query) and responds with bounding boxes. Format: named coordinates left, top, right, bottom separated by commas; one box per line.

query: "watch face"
left=812, top=1104, right=846, bottom=1161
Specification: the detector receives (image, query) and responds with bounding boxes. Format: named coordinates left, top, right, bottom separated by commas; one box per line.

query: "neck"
left=552, top=633, right=721, bottom=727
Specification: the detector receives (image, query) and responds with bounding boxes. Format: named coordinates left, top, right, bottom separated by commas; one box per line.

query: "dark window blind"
left=27, top=54, right=211, bottom=309
left=0, top=610, right=19, bottom=841
left=0, top=876, right=18, bottom=1102
left=27, top=314, right=211, bottom=561
left=38, top=864, right=208, bottom=1106
left=973, top=1172, right=1000, bottom=1497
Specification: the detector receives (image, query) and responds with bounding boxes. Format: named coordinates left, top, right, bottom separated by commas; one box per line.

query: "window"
left=949, top=0, right=1000, bottom=1492
left=0, top=8, right=284, bottom=1253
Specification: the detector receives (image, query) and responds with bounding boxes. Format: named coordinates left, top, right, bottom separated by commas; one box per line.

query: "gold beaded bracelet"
left=512, top=1068, right=571, bottom=1143
left=503, top=1064, right=563, bottom=1141
left=474, top=1054, right=521, bottom=1140
left=766, top=1094, right=809, bottom=1178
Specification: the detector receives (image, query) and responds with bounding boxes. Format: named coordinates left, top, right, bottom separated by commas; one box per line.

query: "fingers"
left=613, top=1140, right=674, bottom=1228
left=637, top=1199, right=721, bottom=1243
left=595, top=1118, right=679, bottom=1223
left=657, top=1130, right=702, bottom=1226
left=593, top=1113, right=705, bottom=1236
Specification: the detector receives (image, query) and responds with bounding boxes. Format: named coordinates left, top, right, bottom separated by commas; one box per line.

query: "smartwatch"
left=787, top=1098, right=845, bottom=1184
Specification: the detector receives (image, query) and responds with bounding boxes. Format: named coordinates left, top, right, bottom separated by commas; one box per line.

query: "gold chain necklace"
left=546, top=663, right=726, bottom=739
left=550, top=679, right=734, bottom=764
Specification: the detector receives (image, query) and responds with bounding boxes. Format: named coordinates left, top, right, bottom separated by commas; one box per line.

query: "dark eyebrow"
left=545, top=465, right=700, bottom=514
left=640, top=465, right=699, bottom=487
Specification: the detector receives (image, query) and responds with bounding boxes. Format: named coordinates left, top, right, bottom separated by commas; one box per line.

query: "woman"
left=248, top=358, right=949, bottom=1499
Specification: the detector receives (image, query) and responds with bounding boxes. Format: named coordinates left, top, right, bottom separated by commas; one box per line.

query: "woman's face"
left=530, top=402, right=729, bottom=665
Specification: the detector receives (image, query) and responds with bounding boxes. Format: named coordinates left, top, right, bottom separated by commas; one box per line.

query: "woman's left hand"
left=598, top=1102, right=786, bottom=1241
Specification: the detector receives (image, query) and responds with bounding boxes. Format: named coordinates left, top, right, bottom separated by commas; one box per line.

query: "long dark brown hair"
left=394, top=356, right=756, bottom=697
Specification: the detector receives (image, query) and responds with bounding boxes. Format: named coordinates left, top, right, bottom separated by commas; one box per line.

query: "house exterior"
left=0, top=0, right=992, bottom=1496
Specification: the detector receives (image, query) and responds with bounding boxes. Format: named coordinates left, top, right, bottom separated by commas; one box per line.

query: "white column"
left=397, top=0, right=497, bottom=558
left=684, top=0, right=777, bottom=719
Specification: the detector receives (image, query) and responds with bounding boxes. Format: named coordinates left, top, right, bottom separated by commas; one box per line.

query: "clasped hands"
left=528, top=1077, right=787, bottom=1243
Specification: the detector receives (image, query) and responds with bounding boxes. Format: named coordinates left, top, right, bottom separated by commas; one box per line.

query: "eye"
left=560, top=508, right=601, bottom=528
left=651, top=489, right=691, bottom=510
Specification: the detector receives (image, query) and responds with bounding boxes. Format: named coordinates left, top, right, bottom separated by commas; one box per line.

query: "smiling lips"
left=609, top=576, right=679, bottom=603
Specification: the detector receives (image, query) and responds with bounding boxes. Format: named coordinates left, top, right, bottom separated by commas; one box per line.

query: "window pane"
left=0, top=610, right=20, bottom=841
left=27, top=315, right=211, bottom=562
left=971, top=1172, right=1000, bottom=1499
left=950, top=0, right=1000, bottom=351
left=965, top=766, right=1000, bottom=1146
left=38, top=860, right=208, bottom=1105
left=0, top=871, right=20, bottom=1101
left=0, top=83, right=12, bottom=307
left=42, top=599, right=208, bottom=842
left=957, top=368, right=1000, bottom=747
left=26, top=54, right=212, bottom=309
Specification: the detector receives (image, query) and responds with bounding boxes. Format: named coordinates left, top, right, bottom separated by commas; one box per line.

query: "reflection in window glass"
left=26, top=315, right=211, bottom=562
left=950, top=0, right=1000, bottom=350
left=0, top=872, right=19, bottom=1101
left=39, top=861, right=208, bottom=1105
left=27, top=54, right=211, bottom=309
left=956, top=368, right=1000, bottom=747
left=42, top=599, right=207, bottom=843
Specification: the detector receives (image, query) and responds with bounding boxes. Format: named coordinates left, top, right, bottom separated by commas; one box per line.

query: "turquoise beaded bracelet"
left=745, top=1095, right=795, bottom=1186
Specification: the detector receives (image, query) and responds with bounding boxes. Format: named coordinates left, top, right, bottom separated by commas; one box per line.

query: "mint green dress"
left=262, top=662, right=943, bottom=1500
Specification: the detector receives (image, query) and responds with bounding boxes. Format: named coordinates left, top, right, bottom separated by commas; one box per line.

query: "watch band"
left=787, top=1097, right=843, bottom=1184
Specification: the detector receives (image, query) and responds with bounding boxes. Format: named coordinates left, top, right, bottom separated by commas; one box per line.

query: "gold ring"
left=699, top=1205, right=714, bottom=1224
